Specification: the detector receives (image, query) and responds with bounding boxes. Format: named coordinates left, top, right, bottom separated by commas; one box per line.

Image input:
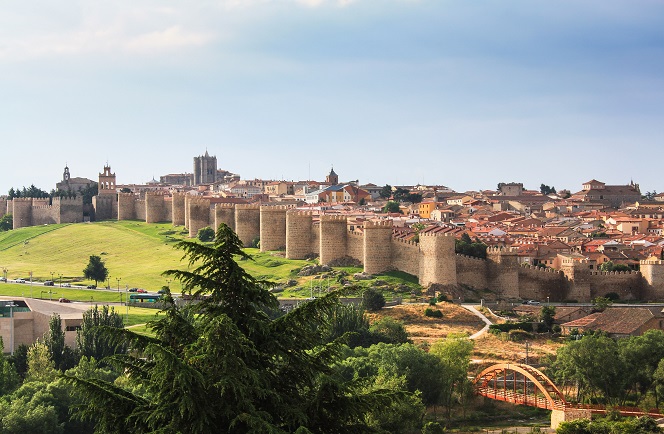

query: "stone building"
left=193, top=151, right=217, bottom=185
left=55, top=165, right=95, bottom=193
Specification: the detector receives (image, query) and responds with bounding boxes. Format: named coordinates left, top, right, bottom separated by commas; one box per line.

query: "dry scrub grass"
left=366, top=302, right=565, bottom=365
left=366, top=302, right=484, bottom=343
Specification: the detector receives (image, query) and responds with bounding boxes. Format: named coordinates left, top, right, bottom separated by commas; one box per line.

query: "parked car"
left=44, top=281, right=54, bottom=286
left=87, top=284, right=96, bottom=289
left=157, top=289, right=167, bottom=295
left=16, top=279, right=26, bottom=283
left=136, top=288, right=147, bottom=293
left=525, top=300, right=540, bottom=305
left=58, top=298, right=71, bottom=303
left=0, top=277, right=6, bottom=282
left=62, top=283, right=72, bottom=288
left=128, top=288, right=139, bottom=292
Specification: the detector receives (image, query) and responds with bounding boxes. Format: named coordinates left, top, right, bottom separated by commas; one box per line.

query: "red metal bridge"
left=473, top=363, right=663, bottom=418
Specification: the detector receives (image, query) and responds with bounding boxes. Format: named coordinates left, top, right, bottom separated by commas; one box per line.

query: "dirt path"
left=460, top=304, right=492, bottom=339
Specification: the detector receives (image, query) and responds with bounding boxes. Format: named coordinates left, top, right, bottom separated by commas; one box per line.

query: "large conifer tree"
left=65, top=224, right=397, bottom=433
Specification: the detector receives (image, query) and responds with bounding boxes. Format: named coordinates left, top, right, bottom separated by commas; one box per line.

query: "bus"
left=129, top=294, right=162, bottom=303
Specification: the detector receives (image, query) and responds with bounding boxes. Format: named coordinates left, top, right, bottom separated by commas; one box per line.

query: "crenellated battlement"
left=364, top=220, right=392, bottom=229
left=487, top=246, right=519, bottom=254
left=287, top=210, right=312, bottom=217
left=520, top=264, right=563, bottom=274
left=320, top=214, right=347, bottom=222
left=588, top=270, right=641, bottom=276
left=188, top=197, right=211, bottom=205
left=53, top=196, right=83, bottom=205
left=261, top=205, right=293, bottom=212
left=12, top=198, right=33, bottom=203
left=456, top=253, right=487, bottom=262
left=217, top=203, right=235, bottom=209
left=393, top=237, right=418, bottom=247
left=642, top=260, right=664, bottom=265
left=236, top=204, right=260, bottom=210
left=419, top=231, right=454, bottom=238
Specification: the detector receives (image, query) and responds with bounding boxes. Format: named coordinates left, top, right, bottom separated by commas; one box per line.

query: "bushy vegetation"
left=455, top=233, right=487, bottom=259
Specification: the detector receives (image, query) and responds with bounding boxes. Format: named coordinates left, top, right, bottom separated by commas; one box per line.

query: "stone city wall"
left=285, top=210, right=312, bottom=259
left=260, top=205, right=290, bottom=252
left=235, top=204, right=260, bottom=247
left=456, top=255, right=489, bottom=290
left=319, top=215, right=348, bottom=264
left=390, top=238, right=420, bottom=277
left=518, top=265, right=567, bottom=302
left=363, top=220, right=393, bottom=275
left=346, top=230, right=364, bottom=264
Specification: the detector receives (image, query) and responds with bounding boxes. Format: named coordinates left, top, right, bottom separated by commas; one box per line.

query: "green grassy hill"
left=0, top=221, right=421, bottom=299
left=0, top=221, right=193, bottom=289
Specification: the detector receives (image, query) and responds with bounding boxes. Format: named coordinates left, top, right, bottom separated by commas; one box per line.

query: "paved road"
left=460, top=304, right=493, bottom=339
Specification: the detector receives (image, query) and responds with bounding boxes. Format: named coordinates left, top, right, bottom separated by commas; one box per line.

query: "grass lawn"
left=0, top=221, right=423, bottom=301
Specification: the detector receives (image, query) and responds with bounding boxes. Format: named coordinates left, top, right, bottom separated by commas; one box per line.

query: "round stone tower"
left=486, top=246, right=521, bottom=300
left=171, top=192, right=186, bottom=226
left=117, top=193, right=136, bottom=220
left=286, top=210, right=313, bottom=259
left=187, top=197, right=211, bottom=238
left=363, top=220, right=393, bottom=275
left=145, top=191, right=166, bottom=223
left=418, top=232, right=457, bottom=287
left=235, top=204, right=261, bottom=247
left=319, top=215, right=348, bottom=265
left=12, top=198, right=33, bottom=229
left=640, top=259, right=664, bottom=300
left=260, top=205, right=290, bottom=252
left=214, top=204, right=236, bottom=232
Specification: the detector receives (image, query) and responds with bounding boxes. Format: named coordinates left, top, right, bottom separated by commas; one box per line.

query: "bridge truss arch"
left=473, top=363, right=567, bottom=411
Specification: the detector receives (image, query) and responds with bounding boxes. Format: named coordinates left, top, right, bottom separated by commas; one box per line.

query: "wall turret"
left=260, top=205, right=290, bottom=251
left=486, top=246, right=521, bottom=299
left=171, top=192, right=186, bottom=226
left=560, top=258, right=591, bottom=302
left=418, top=232, right=456, bottom=287
left=363, top=220, right=393, bottom=275
left=12, top=198, right=33, bottom=229
left=286, top=210, right=313, bottom=259
left=235, top=204, right=261, bottom=247
left=187, top=197, right=212, bottom=238
left=54, top=196, right=83, bottom=223
left=117, top=193, right=137, bottom=220
left=214, top=203, right=236, bottom=232
left=145, top=191, right=166, bottom=223
left=640, top=259, right=664, bottom=300
left=319, top=215, right=347, bottom=265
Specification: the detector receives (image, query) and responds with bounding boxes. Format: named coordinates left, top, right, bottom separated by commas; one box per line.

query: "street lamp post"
left=58, top=274, right=62, bottom=288
left=50, top=271, right=54, bottom=282
left=116, top=277, right=121, bottom=292
left=8, top=302, right=17, bottom=356
left=1, top=268, right=7, bottom=282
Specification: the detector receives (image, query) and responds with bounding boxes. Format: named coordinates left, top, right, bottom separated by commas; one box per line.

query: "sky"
left=1, top=0, right=663, bottom=194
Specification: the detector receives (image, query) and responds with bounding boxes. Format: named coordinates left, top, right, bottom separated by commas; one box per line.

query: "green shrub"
left=362, top=288, right=385, bottom=311
left=422, top=421, right=444, bottom=434
left=508, top=329, right=532, bottom=342
left=424, top=308, right=443, bottom=318
left=197, top=226, right=215, bottom=242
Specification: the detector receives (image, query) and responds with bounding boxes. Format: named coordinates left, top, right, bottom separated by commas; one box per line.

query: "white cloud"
left=126, top=26, right=214, bottom=53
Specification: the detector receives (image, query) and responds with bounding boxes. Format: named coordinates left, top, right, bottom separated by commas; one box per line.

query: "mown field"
left=0, top=221, right=422, bottom=299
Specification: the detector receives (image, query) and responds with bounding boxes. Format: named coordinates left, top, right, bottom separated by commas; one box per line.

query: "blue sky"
left=1, top=0, right=663, bottom=194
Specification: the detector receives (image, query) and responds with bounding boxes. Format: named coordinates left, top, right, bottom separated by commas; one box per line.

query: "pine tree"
left=65, top=224, right=399, bottom=433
